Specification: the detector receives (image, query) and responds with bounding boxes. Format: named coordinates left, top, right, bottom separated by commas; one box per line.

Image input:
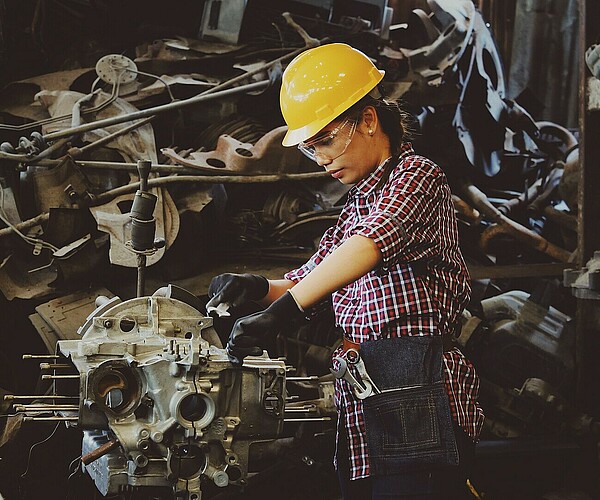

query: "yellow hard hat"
left=280, top=43, right=385, bottom=147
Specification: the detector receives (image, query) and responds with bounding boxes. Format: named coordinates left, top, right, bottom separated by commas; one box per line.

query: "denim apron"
left=359, top=336, right=458, bottom=475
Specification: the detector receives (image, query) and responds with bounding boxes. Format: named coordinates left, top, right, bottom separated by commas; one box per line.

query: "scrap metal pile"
left=0, top=1, right=594, bottom=499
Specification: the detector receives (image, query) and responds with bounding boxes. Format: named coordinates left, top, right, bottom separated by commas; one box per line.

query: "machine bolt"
left=213, top=470, right=229, bottom=488
left=132, top=453, right=149, bottom=468
left=151, top=431, right=164, bottom=443
left=103, top=319, right=113, bottom=328
left=137, top=439, right=151, bottom=452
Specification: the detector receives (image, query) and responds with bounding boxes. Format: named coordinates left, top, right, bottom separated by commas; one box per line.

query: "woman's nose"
left=316, top=155, right=331, bottom=168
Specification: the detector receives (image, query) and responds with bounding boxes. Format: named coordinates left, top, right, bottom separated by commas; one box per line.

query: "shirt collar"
left=349, top=142, right=415, bottom=198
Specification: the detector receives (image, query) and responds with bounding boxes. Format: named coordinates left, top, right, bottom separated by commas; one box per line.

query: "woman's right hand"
left=206, top=273, right=269, bottom=313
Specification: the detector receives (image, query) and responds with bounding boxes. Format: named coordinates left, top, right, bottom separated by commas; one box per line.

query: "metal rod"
left=90, top=171, right=330, bottom=206
left=39, top=363, right=72, bottom=370
left=69, top=117, right=155, bottom=158
left=23, top=416, right=79, bottom=422
left=286, top=376, right=320, bottom=381
left=23, top=354, right=60, bottom=359
left=283, top=417, right=332, bottom=422
left=33, top=158, right=202, bottom=174
left=0, top=171, right=329, bottom=240
left=81, top=438, right=120, bottom=465
left=43, top=80, right=270, bottom=141
left=41, top=375, right=80, bottom=380
left=137, top=254, right=146, bottom=298
left=4, top=395, right=77, bottom=400
left=15, top=405, right=79, bottom=411
left=284, top=407, right=317, bottom=413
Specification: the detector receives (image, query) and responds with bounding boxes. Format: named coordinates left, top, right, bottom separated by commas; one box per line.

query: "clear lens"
left=298, top=118, right=357, bottom=162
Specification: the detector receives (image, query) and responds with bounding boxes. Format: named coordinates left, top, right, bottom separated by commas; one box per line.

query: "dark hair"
left=340, top=86, right=412, bottom=157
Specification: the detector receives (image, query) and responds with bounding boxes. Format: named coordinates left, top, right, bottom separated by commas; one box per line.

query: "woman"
left=207, top=43, right=484, bottom=499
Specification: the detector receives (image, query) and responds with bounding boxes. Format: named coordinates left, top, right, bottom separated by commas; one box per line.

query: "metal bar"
left=23, top=416, right=78, bottom=422
left=137, top=254, right=146, bottom=298
left=284, top=407, right=317, bottom=413
left=69, top=117, right=155, bottom=158
left=286, top=376, right=320, bottom=381
left=33, top=158, right=202, bottom=174
left=4, top=395, right=78, bottom=400
left=23, top=354, right=60, bottom=359
left=41, top=375, right=80, bottom=380
left=89, top=171, right=330, bottom=206
left=15, top=405, right=79, bottom=411
left=283, top=417, right=332, bottom=422
left=82, top=438, right=120, bottom=465
left=43, top=80, right=270, bottom=141
left=39, top=363, right=72, bottom=370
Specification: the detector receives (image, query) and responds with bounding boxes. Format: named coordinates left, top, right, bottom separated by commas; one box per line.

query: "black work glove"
left=226, top=291, right=303, bottom=364
left=206, top=273, right=269, bottom=312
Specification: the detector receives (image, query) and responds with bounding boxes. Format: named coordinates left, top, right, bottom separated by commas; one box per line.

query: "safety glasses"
left=298, top=117, right=358, bottom=163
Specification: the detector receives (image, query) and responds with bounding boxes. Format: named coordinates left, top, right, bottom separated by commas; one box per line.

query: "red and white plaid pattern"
left=285, top=143, right=484, bottom=479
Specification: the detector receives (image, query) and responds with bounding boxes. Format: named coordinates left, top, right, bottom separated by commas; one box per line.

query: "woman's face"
left=300, top=107, right=391, bottom=185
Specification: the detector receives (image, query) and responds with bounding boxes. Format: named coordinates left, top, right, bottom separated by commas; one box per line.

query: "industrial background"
left=0, top=0, right=599, bottom=498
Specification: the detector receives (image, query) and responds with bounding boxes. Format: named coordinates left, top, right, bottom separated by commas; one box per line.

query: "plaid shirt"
left=285, top=143, right=484, bottom=480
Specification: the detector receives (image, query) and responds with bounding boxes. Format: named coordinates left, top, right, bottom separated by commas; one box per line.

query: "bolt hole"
left=235, top=148, right=253, bottom=157
left=206, top=158, right=225, bottom=168
left=120, top=318, right=136, bottom=333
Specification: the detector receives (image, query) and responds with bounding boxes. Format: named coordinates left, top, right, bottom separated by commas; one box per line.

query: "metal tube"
left=284, top=407, right=317, bottom=413
left=0, top=171, right=329, bottom=240
left=81, top=438, right=120, bottom=465
left=68, top=117, right=155, bottom=158
left=23, top=354, right=60, bottom=359
left=460, top=181, right=573, bottom=262
left=23, top=416, right=78, bottom=422
left=4, top=395, right=77, bottom=400
left=41, top=375, right=80, bottom=380
left=39, top=363, right=72, bottom=370
left=43, top=80, right=270, bottom=141
left=15, top=405, right=79, bottom=411
left=137, top=254, right=146, bottom=298
left=283, top=417, right=332, bottom=422
left=90, top=171, right=330, bottom=205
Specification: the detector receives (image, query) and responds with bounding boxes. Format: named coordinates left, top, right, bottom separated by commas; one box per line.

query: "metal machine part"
left=10, top=289, right=333, bottom=498
left=564, top=251, right=600, bottom=300
left=459, top=289, right=575, bottom=396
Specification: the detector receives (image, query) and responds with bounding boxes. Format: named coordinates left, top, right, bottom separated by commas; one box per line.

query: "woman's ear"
left=361, top=106, right=378, bottom=135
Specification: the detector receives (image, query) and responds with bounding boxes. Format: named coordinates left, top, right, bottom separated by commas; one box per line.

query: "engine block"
left=46, top=291, right=328, bottom=498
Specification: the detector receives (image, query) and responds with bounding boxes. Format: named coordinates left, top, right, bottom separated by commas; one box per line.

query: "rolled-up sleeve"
left=351, top=157, right=444, bottom=269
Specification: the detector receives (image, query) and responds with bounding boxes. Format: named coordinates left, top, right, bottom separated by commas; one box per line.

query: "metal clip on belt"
left=331, top=346, right=381, bottom=399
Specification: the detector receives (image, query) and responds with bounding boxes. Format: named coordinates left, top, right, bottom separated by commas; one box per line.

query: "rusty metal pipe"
left=452, top=194, right=481, bottom=224
left=0, top=171, right=329, bottom=240
left=42, top=80, right=270, bottom=141
left=81, top=438, right=120, bottom=465
left=460, top=181, right=573, bottom=262
left=543, top=205, right=578, bottom=232
left=68, top=117, right=155, bottom=158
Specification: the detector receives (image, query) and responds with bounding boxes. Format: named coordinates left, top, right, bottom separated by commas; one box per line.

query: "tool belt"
left=342, top=336, right=361, bottom=353
left=337, top=335, right=459, bottom=475
left=342, top=334, right=455, bottom=355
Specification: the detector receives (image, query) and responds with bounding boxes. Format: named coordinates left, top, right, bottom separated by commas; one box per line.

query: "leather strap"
left=342, top=336, right=361, bottom=353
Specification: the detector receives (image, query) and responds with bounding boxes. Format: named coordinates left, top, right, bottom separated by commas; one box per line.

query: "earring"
left=368, top=129, right=374, bottom=136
